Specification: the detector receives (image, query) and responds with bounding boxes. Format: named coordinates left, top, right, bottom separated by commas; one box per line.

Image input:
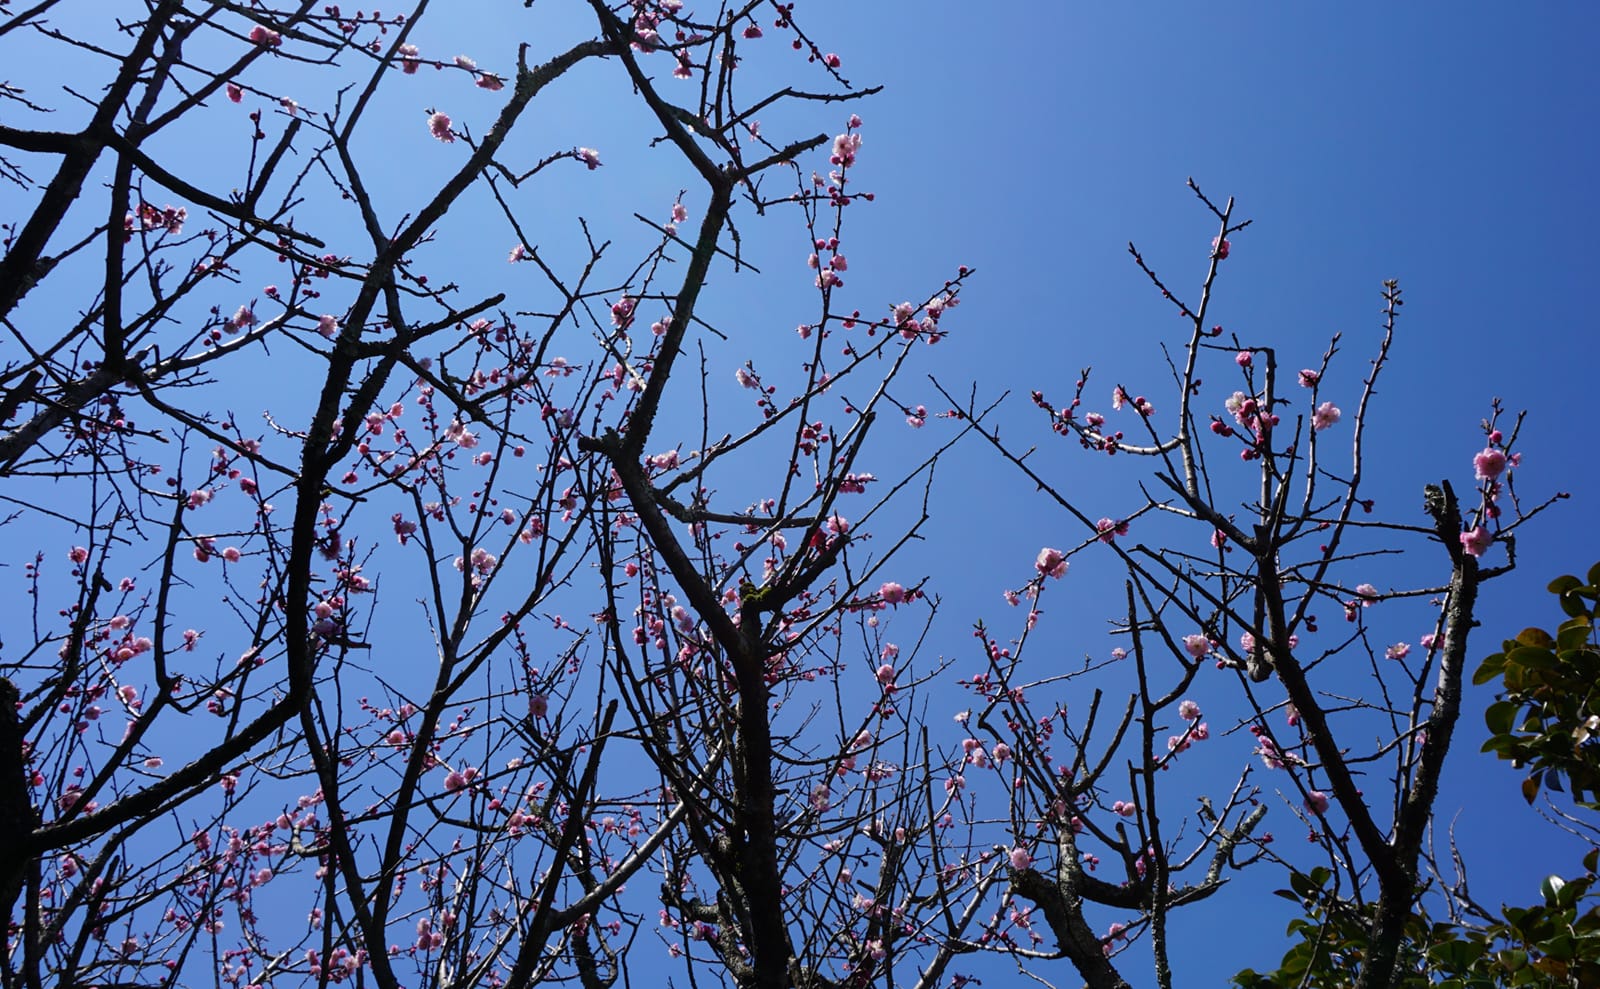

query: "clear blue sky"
left=5, top=3, right=1597, bottom=986
left=837, top=5, right=1600, bottom=981
left=840, top=5, right=1600, bottom=980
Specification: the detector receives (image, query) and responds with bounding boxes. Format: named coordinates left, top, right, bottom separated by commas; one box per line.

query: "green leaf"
left=1550, top=575, right=1584, bottom=596
left=1486, top=700, right=1520, bottom=735
left=1517, top=626, right=1557, bottom=649
left=1473, top=654, right=1507, bottom=685
left=1289, top=871, right=1318, bottom=899
left=1557, top=620, right=1594, bottom=652
left=1496, top=947, right=1529, bottom=971
left=1542, top=874, right=1567, bottom=905
left=1428, top=937, right=1486, bottom=971
left=1506, top=645, right=1559, bottom=671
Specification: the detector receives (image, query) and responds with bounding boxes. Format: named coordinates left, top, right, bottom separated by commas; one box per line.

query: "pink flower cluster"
left=1311, top=401, right=1341, bottom=432
left=1034, top=547, right=1068, bottom=579
left=1095, top=517, right=1128, bottom=543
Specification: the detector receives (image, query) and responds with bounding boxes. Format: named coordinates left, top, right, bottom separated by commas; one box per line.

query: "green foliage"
left=1230, top=867, right=1441, bottom=988
left=1232, top=856, right=1600, bottom=987
left=1236, top=564, right=1600, bottom=987
left=1474, top=562, right=1600, bottom=807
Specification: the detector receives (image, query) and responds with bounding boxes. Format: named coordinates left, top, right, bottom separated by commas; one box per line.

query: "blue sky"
left=839, top=4, right=1600, bottom=980
left=4, top=2, right=1598, bottom=985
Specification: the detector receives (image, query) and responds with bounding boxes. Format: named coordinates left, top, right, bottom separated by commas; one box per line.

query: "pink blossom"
left=1034, top=547, right=1068, bottom=579
left=1112, top=800, right=1135, bottom=817
left=735, top=367, right=756, bottom=388
left=1312, top=401, right=1341, bottom=431
left=226, top=82, right=243, bottom=103
left=248, top=25, right=281, bottom=47
left=879, top=581, right=907, bottom=605
left=1305, top=790, right=1329, bottom=815
left=443, top=770, right=467, bottom=792
left=453, top=54, right=477, bottom=70
left=1008, top=846, right=1032, bottom=870
left=1096, top=518, right=1125, bottom=543
left=428, top=112, right=454, bottom=143
left=610, top=296, right=636, bottom=329
left=398, top=44, right=421, bottom=73
left=231, top=306, right=257, bottom=331
left=875, top=663, right=896, bottom=687
left=1474, top=447, right=1507, bottom=481
left=1235, top=351, right=1253, bottom=368
left=1297, top=369, right=1320, bottom=388
left=1385, top=642, right=1411, bottom=661
left=221, top=547, right=242, bottom=563
left=1212, top=236, right=1230, bottom=259
left=1355, top=583, right=1379, bottom=602
left=1178, top=699, right=1201, bottom=721
left=1225, top=391, right=1253, bottom=425
left=810, top=782, right=832, bottom=811
left=576, top=147, right=602, bottom=169
left=508, top=244, right=528, bottom=263
left=476, top=73, right=505, bottom=91
left=69, top=545, right=89, bottom=563
left=1257, top=736, right=1290, bottom=770
left=1182, top=634, right=1210, bottom=659
left=830, top=131, right=861, bottom=167
left=1460, top=526, right=1493, bottom=558
left=528, top=694, right=548, bottom=719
